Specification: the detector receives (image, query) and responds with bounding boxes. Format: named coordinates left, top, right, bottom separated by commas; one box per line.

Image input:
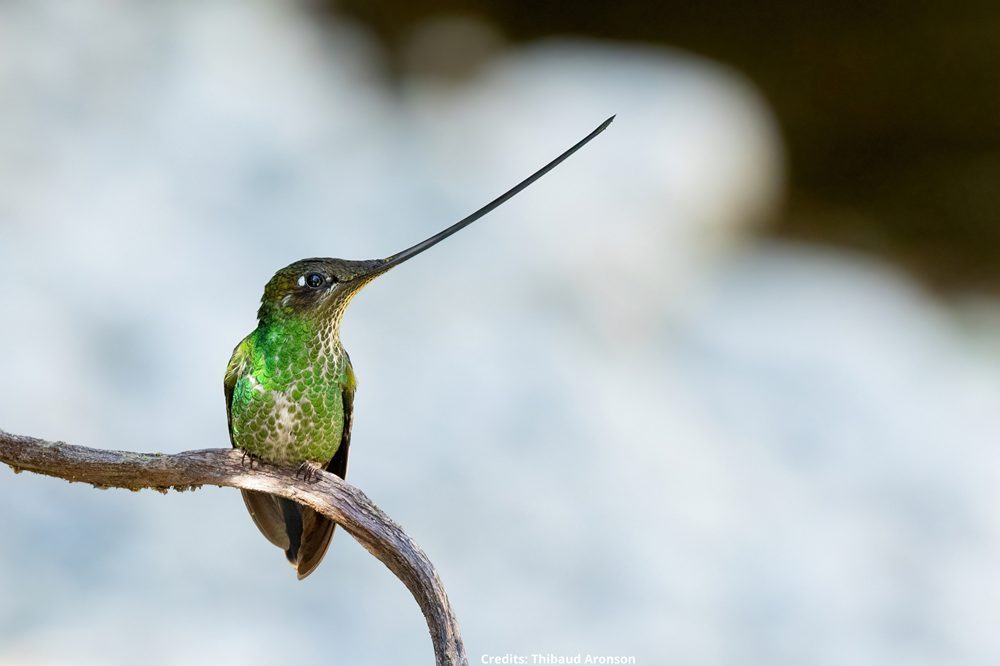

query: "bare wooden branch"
left=0, top=428, right=467, bottom=666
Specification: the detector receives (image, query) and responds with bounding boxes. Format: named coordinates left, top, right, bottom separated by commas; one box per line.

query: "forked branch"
left=0, top=429, right=467, bottom=666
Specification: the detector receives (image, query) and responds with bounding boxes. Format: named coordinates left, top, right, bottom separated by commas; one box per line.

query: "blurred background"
left=2, top=1, right=1000, bottom=664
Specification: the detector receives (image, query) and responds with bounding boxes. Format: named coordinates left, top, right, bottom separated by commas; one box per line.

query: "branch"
left=0, top=429, right=467, bottom=666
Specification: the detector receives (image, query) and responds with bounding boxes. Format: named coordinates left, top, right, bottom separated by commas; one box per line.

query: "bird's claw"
left=297, top=461, right=323, bottom=483
left=241, top=450, right=264, bottom=470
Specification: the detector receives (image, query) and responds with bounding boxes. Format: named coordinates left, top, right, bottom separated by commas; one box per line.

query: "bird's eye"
left=305, top=273, right=325, bottom=288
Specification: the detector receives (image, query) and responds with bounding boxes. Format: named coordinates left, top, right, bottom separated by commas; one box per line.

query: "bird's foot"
left=296, top=461, right=323, bottom=483
left=241, top=450, right=265, bottom=470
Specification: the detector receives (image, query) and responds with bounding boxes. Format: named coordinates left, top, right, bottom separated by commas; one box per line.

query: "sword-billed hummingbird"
left=224, top=116, right=613, bottom=578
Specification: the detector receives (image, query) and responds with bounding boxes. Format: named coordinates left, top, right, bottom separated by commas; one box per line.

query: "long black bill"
left=364, top=115, right=614, bottom=276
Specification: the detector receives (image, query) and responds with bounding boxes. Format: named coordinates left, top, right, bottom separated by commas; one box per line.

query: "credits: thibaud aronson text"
left=482, top=654, right=637, bottom=664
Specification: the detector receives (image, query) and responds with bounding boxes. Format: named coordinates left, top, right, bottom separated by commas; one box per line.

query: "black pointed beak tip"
left=359, top=115, right=615, bottom=277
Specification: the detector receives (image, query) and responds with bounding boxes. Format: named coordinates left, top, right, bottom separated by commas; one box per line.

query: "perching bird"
left=224, top=116, right=613, bottom=578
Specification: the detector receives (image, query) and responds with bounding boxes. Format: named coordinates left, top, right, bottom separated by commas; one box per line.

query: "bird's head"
left=256, top=257, right=386, bottom=326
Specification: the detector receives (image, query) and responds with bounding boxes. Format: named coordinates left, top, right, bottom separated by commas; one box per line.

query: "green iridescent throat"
left=228, top=311, right=353, bottom=465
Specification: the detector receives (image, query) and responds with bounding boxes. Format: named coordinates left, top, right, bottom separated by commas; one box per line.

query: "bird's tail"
left=295, top=506, right=337, bottom=579
left=279, top=498, right=303, bottom=564
left=240, top=490, right=336, bottom=579
left=279, top=499, right=336, bottom=579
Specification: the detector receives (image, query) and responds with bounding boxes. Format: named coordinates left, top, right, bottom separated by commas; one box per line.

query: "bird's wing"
left=295, top=362, right=356, bottom=579
left=223, top=335, right=251, bottom=445
left=326, top=362, right=356, bottom=480
left=225, top=334, right=292, bottom=551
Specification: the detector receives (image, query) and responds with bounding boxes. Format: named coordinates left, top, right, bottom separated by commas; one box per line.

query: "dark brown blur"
left=330, top=0, right=1000, bottom=290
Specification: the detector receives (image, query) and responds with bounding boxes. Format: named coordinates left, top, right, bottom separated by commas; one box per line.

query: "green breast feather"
left=224, top=319, right=355, bottom=465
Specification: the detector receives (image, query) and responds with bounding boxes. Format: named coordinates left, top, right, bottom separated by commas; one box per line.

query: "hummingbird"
left=224, top=116, right=613, bottom=579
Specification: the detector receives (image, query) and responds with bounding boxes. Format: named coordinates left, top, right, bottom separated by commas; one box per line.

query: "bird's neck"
left=255, top=313, right=345, bottom=367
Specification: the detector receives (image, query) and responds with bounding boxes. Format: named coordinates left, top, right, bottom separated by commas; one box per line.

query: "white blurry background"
left=3, top=2, right=1000, bottom=665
